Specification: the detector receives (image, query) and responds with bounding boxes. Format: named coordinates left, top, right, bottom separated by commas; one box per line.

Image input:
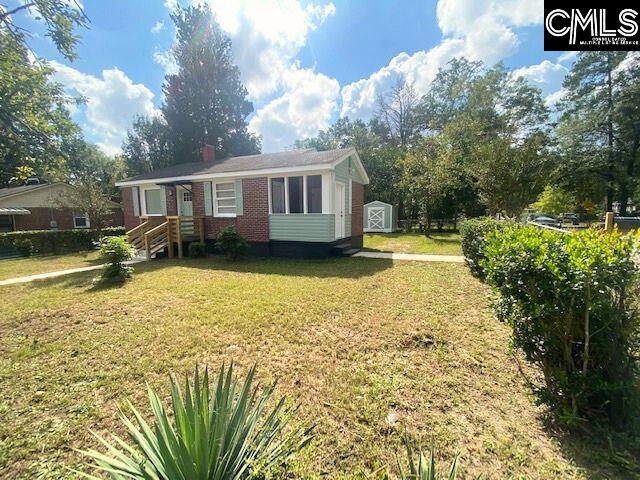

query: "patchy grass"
left=0, top=251, right=102, bottom=281
left=364, top=232, right=462, bottom=255
left=0, top=257, right=637, bottom=479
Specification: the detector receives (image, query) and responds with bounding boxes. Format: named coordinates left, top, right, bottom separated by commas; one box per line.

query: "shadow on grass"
left=548, top=418, right=640, bottom=479
left=27, top=255, right=395, bottom=290
left=142, top=255, right=396, bottom=279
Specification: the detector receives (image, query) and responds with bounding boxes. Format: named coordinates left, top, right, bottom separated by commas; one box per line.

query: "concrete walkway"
left=353, top=251, right=465, bottom=262
left=0, top=259, right=144, bottom=286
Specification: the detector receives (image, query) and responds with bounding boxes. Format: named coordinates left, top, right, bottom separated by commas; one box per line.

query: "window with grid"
left=214, top=182, right=236, bottom=216
left=73, top=212, right=90, bottom=228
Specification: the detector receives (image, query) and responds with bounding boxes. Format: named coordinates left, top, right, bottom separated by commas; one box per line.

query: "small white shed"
left=363, top=201, right=398, bottom=233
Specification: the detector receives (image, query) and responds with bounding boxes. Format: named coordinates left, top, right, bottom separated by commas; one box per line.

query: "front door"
left=335, top=182, right=345, bottom=239
left=178, top=187, right=193, bottom=216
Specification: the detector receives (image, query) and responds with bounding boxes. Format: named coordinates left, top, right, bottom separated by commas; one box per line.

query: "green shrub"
left=484, top=226, right=639, bottom=424
left=0, top=226, right=125, bottom=255
left=188, top=241, right=206, bottom=258
left=98, top=236, right=136, bottom=282
left=397, top=435, right=462, bottom=480
left=216, top=226, right=248, bottom=260
left=80, top=364, right=313, bottom=479
left=459, top=217, right=511, bottom=279
left=14, top=238, right=34, bottom=257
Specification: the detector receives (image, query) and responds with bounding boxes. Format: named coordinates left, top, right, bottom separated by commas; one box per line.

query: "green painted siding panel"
left=345, top=214, right=352, bottom=237
left=269, top=214, right=335, bottom=242
left=235, top=179, right=243, bottom=216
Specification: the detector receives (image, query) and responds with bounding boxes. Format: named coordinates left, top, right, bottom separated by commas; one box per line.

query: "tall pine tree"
left=162, top=4, right=260, bottom=163
left=557, top=52, right=631, bottom=212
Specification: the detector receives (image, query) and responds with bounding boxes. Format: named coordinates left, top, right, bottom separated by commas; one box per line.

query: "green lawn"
left=363, top=232, right=462, bottom=255
left=0, top=257, right=636, bottom=479
left=0, top=251, right=102, bottom=281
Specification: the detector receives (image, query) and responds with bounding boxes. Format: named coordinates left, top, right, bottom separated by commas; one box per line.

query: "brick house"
left=0, top=182, right=124, bottom=233
left=115, top=146, right=369, bottom=258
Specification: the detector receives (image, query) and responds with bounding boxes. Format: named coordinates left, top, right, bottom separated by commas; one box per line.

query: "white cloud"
left=340, top=0, right=543, bottom=121
left=204, top=0, right=336, bottom=99
left=153, top=49, right=178, bottom=76
left=249, top=68, right=340, bottom=152
left=512, top=60, right=569, bottom=105
left=436, top=0, right=542, bottom=35
left=558, top=51, right=578, bottom=63
left=151, top=20, right=164, bottom=34
left=50, top=61, right=158, bottom=155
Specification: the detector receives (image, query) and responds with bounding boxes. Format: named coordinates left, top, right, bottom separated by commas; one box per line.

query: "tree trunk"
left=605, top=53, right=615, bottom=213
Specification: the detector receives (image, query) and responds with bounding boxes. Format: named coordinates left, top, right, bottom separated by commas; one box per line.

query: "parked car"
left=561, top=213, right=580, bottom=225
left=531, top=216, right=562, bottom=228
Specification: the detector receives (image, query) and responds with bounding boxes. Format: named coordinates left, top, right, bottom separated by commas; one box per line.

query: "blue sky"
left=14, top=0, right=576, bottom=154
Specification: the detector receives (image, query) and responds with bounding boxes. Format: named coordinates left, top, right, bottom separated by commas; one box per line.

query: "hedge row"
left=460, top=217, right=640, bottom=425
left=0, top=227, right=126, bottom=255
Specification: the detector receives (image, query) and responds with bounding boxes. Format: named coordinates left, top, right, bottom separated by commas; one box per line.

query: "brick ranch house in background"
left=0, top=182, right=123, bottom=233
left=115, top=146, right=369, bottom=258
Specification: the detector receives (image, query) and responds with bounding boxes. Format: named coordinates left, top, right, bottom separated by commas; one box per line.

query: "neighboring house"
left=363, top=201, right=398, bottom=233
left=115, top=146, right=369, bottom=258
left=0, top=182, right=124, bottom=233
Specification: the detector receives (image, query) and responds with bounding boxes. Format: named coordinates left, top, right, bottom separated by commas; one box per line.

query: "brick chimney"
left=202, top=144, right=215, bottom=162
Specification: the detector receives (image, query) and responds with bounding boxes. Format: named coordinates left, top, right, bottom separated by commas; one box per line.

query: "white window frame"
left=213, top=181, right=236, bottom=218
left=140, top=185, right=163, bottom=216
left=268, top=174, right=323, bottom=215
left=73, top=212, right=90, bottom=229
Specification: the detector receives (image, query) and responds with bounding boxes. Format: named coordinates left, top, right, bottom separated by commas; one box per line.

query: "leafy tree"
left=0, top=1, right=87, bottom=187
left=0, top=33, right=80, bottom=187
left=397, top=139, right=454, bottom=235
left=65, top=140, right=126, bottom=199
left=55, top=180, right=116, bottom=232
left=162, top=4, right=260, bottom=163
left=420, top=59, right=552, bottom=218
left=532, top=186, right=578, bottom=216
left=121, top=115, right=174, bottom=176
left=471, top=136, right=552, bottom=218
left=0, top=0, right=87, bottom=61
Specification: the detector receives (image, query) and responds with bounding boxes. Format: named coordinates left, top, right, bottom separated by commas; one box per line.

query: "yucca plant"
left=397, top=434, right=460, bottom=480
left=79, top=364, right=313, bottom=479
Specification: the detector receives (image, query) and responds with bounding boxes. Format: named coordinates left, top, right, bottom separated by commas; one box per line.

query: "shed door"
left=368, top=207, right=385, bottom=231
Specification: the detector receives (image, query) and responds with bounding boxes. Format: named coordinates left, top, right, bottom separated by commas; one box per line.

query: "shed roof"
left=364, top=200, right=393, bottom=207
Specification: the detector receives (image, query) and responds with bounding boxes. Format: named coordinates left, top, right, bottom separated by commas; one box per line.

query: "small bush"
left=98, top=236, right=136, bottom=282
left=484, top=226, right=639, bottom=424
left=0, top=226, right=125, bottom=255
left=80, top=364, right=313, bottom=479
left=188, top=241, right=206, bottom=258
left=397, top=434, right=461, bottom=480
left=459, top=217, right=511, bottom=279
left=216, top=226, right=248, bottom=260
left=14, top=238, right=34, bottom=257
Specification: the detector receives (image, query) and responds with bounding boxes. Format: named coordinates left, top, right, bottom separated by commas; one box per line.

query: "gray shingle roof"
left=0, top=183, right=53, bottom=199
left=120, top=148, right=354, bottom=183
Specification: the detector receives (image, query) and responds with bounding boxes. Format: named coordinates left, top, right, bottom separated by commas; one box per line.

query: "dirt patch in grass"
left=363, top=232, right=462, bottom=255
left=0, top=257, right=637, bottom=479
